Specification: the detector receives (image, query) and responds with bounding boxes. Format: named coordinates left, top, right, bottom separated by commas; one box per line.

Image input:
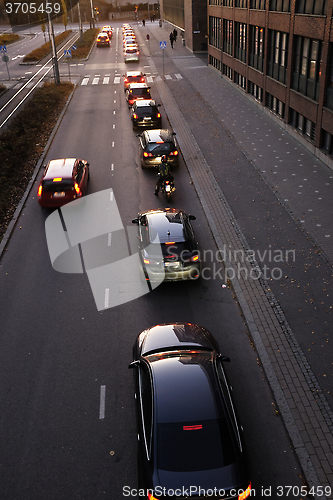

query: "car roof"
left=151, top=351, right=219, bottom=423
left=134, top=99, right=156, bottom=107
left=126, top=71, right=144, bottom=77
left=98, top=33, right=108, bottom=37
left=44, top=158, right=76, bottom=179
left=145, top=209, right=186, bottom=243
left=138, top=323, right=219, bottom=356
left=128, top=83, right=148, bottom=89
left=144, top=129, right=173, bottom=143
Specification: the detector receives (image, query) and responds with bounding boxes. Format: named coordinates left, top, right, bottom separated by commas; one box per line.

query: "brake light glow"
left=53, top=178, right=62, bottom=182
left=165, top=241, right=175, bottom=245
left=143, top=152, right=153, bottom=157
left=156, top=141, right=164, bottom=144
left=191, top=255, right=199, bottom=262
left=74, top=183, right=81, bottom=195
left=157, top=112, right=161, bottom=118
left=133, top=113, right=138, bottom=119
left=183, top=424, right=203, bottom=430
left=147, top=492, right=158, bottom=500
left=37, top=185, right=42, bottom=197
left=143, top=258, right=150, bottom=264
left=141, top=77, right=145, bottom=82
left=238, top=484, right=251, bottom=500
left=169, top=150, right=178, bottom=156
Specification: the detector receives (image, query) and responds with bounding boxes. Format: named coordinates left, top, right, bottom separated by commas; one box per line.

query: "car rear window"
left=146, top=142, right=173, bottom=155
left=42, top=179, right=74, bottom=192
left=136, top=106, right=156, bottom=117
left=126, top=48, right=138, bottom=54
left=157, top=419, right=236, bottom=471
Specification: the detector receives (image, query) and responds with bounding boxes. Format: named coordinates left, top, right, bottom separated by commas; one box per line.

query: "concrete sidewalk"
left=137, top=20, right=333, bottom=500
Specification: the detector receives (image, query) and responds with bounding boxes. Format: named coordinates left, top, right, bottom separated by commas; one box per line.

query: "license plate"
left=53, top=192, right=66, bottom=198
left=143, top=117, right=151, bottom=121
left=165, top=185, right=171, bottom=192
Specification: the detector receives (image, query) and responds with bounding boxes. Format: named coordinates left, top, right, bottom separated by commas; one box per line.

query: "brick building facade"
left=208, top=0, right=333, bottom=164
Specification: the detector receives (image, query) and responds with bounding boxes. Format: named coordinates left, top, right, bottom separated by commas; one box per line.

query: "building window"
left=289, top=108, right=316, bottom=141
left=223, top=19, right=233, bottom=55
left=223, top=64, right=233, bottom=80
left=296, top=0, right=327, bottom=15
left=249, top=26, right=264, bottom=71
left=325, top=45, right=333, bottom=110
left=250, top=0, right=266, bottom=8
left=265, top=93, right=285, bottom=118
left=209, top=0, right=222, bottom=4
left=209, top=16, right=221, bottom=49
left=223, top=0, right=233, bottom=5
left=267, top=30, right=288, bottom=84
left=292, top=36, right=321, bottom=101
left=322, top=130, right=333, bottom=156
left=248, top=81, right=263, bottom=101
left=235, top=22, right=247, bottom=62
left=234, top=71, right=246, bottom=89
left=209, top=55, right=222, bottom=71
left=269, top=0, right=291, bottom=11
left=235, top=0, right=247, bottom=7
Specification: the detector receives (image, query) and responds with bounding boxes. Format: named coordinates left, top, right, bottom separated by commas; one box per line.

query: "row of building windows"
left=210, top=19, right=332, bottom=108
left=211, top=60, right=333, bottom=159
left=208, top=0, right=327, bottom=13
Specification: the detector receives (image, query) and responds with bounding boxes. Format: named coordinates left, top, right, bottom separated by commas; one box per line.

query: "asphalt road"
left=0, top=23, right=312, bottom=499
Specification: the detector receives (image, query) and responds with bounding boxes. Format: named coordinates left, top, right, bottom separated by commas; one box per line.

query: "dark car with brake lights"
left=124, top=71, right=146, bottom=91
left=126, top=83, right=151, bottom=106
left=37, top=158, right=89, bottom=208
left=138, top=129, right=179, bottom=168
left=96, top=32, right=110, bottom=47
left=129, top=322, right=252, bottom=500
left=130, top=100, right=162, bottom=130
left=132, top=208, right=200, bottom=282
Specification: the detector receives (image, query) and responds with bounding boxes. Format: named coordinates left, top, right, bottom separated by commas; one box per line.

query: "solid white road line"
left=99, top=385, right=106, bottom=419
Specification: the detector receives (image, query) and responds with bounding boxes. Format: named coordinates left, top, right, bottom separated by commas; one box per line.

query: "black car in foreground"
left=130, top=100, right=162, bottom=130
left=129, top=323, right=252, bottom=500
left=138, top=129, right=180, bottom=168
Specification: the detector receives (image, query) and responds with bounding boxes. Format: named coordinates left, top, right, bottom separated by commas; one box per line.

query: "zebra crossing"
left=80, top=73, right=183, bottom=86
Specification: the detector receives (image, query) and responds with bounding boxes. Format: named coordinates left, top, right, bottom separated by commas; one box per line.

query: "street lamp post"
left=48, top=12, right=60, bottom=84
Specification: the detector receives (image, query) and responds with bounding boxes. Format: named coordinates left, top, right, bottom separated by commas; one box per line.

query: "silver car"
left=132, top=208, right=201, bottom=282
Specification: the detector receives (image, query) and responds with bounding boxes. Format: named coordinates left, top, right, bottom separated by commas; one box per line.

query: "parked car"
left=37, top=158, right=89, bottom=208
left=96, top=32, right=110, bottom=47
left=130, top=100, right=162, bottom=130
left=129, top=322, right=252, bottom=500
left=126, top=83, right=151, bottom=107
left=132, top=208, right=201, bottom=282
left=124, top=71, right=146, bottom=91
left=138, top=129, right=179, bottom=168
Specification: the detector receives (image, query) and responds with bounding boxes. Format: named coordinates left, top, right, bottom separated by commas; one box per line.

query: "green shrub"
left=0, top=34, right=20, bottom=44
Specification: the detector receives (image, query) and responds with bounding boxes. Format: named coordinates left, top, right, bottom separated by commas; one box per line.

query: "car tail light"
left=124, top=78, right=128, bottom=82
left=156, top=112, right=161, bottom=118
left=143, top=152, right=153, bottom=157
left=169, top=150, right=178, bottom=156
left=141, top=77, right=145, bottom=82
left=238, top=484, right=252, bottom=500
left=165, top=241, right=175, bottom=245
left=191, top=255, right=199, bottom=262
left=143, top=258, right=150, bottom=264
left=74, top=183, right=81, bottom=195
left=147, top=492, right=158, bottom=500
left=133, top=113, right=138, bottom=119
left=183, top=424, right=203, bottom=430
left=37, top=185, right=42, bottom=197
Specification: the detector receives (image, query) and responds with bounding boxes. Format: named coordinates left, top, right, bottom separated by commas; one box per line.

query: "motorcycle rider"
left=154, top=155, right=174, bottom=195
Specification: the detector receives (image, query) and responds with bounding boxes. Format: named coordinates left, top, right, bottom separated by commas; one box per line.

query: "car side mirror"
left=218, top=355, right=231, bottom=362
left=172, top=132, right=176, bottom=135
left=128, top=360, right=141, bottom=369
left=132, top=218, right=139, bottom=224
left=86, top=162, right=90, bottom=167
left=157, top=104, right=161, bottom=107
left=189, top=215, right=196, bottom=221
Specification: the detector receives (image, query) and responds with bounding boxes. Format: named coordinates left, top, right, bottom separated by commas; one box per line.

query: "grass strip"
left=23, top=30, right=72, bottom=62
left=0, top=81, right=74, bottom=240
left=0, top=34, right=20, bottom=44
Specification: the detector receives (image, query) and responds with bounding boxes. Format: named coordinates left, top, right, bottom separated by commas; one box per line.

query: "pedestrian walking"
left=173, top=28, right=177, bottom=41
left=169, top=32, right=174, bottom=48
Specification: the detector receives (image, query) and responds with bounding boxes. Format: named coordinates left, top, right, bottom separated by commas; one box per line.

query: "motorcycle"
left=161, top=178, right=176, bottom=201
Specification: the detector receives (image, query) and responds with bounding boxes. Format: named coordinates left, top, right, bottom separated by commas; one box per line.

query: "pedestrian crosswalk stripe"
left=114, top=76, right=121, bottom=84
left=92, top=77, right=99, bottom=85
left=81, top=77, right=89, bottom=85
left=103, top=77, right=110, bottom=84
left=80, top=73, right=183, bottom=86
left=175, top=74, right=182, bottom=80
left=165, top=74, right=172, bottom=80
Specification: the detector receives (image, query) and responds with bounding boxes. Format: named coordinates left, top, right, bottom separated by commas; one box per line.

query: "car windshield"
left=146, top=142, right=173, bottom=154
left=42, top=179, right=74, bottom=192
left=157, top=419, right=236, bottom=471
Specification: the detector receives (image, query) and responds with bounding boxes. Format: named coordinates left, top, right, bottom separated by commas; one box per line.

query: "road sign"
left=2, top=55, right=9, bottom=62
left=72, top=44, right=77, bottom=50
left=64, top=49, right=72, bottom=58
left=0, top=45, right=7, bottom=53
left=160, top=41, right=166, bottom=49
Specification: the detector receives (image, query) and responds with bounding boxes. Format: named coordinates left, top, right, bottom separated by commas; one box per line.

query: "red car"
left=37, top=158, right=89, bottom=208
